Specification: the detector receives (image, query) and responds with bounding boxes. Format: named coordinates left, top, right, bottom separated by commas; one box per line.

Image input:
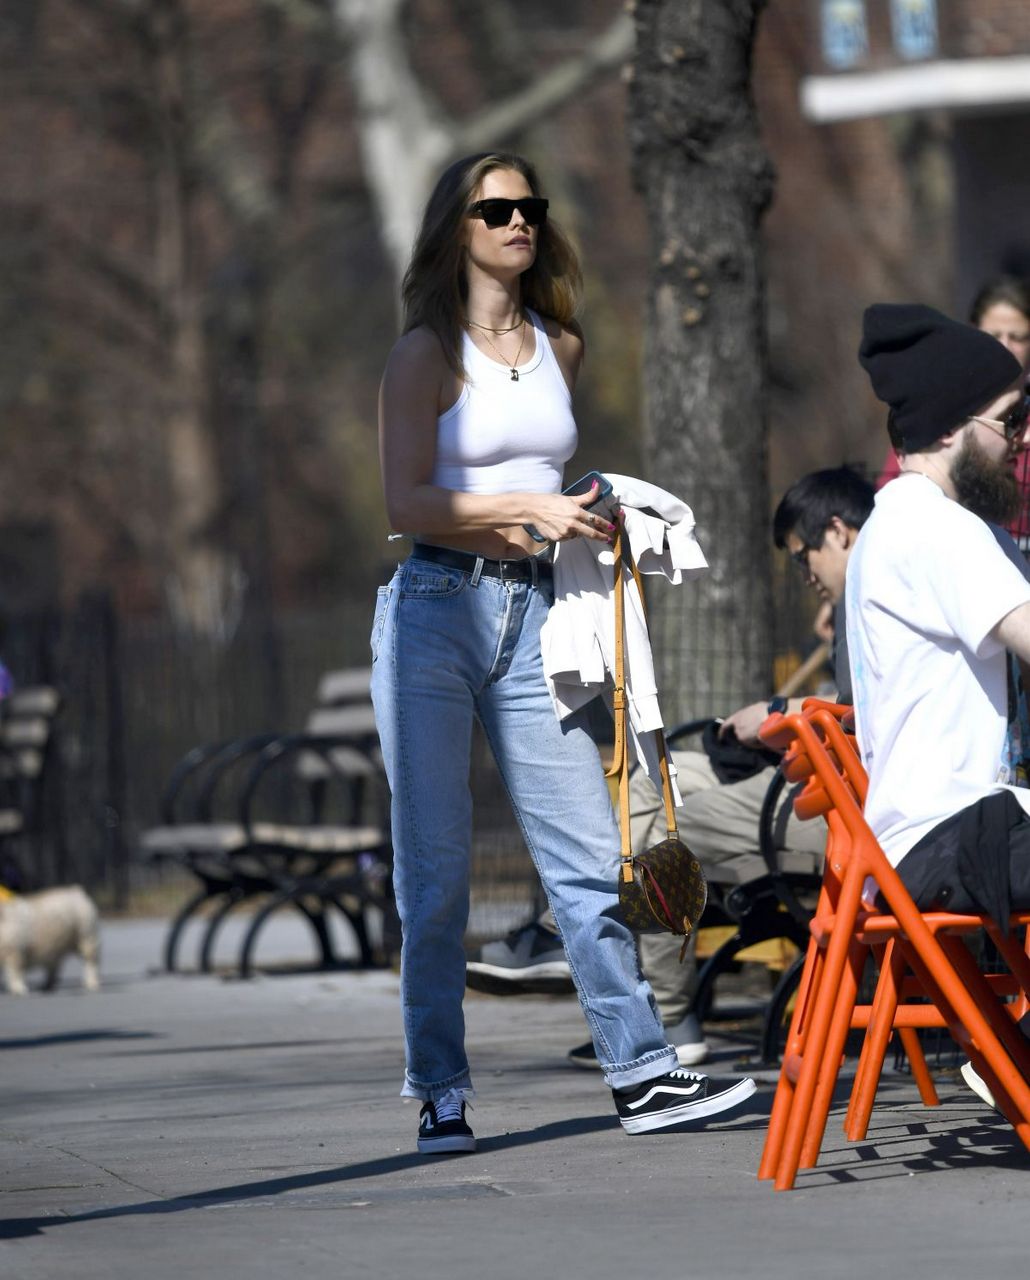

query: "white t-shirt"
left=846, top=473, right=1030, bottom=866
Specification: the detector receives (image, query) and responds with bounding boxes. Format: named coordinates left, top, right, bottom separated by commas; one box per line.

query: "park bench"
left=755, top=700, right=1030, bottom=1191
left=143, top=667, right=394, bottom=977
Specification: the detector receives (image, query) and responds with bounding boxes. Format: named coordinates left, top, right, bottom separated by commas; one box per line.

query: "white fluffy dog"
left=0, top=886, right=100, bottom=995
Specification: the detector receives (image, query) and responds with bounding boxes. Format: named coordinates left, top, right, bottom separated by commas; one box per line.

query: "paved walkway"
left=2, top=918, right=1028, bottom=1279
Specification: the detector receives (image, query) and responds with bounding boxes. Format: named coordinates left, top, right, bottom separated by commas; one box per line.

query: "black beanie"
left=859, top=303, right=1021, bottom=452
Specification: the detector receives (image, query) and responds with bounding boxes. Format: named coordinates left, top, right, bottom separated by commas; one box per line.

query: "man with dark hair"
left=852, top=303, right=1030, bottom=1107
left=468, top=467, right=875, bottom=1067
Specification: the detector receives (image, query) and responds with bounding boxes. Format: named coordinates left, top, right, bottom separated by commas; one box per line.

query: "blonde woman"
left=372, top=152, right=754, bottom=1154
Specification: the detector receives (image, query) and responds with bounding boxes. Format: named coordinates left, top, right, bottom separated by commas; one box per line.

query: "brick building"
left=754, top=0, right=1030, bottom=479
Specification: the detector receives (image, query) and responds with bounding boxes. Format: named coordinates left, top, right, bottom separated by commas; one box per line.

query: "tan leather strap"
left=623, top=549, right=679, bottom=840
left=608, top=517, right=679, bottom=882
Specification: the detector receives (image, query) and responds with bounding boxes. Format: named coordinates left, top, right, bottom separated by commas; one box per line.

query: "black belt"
left=411, top=542, right=553, bottom=585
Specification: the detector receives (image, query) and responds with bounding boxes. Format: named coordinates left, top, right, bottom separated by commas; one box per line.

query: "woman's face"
left=463, top=167, right=539, bottom=280
left=978, top=301, right=1030, bottom=373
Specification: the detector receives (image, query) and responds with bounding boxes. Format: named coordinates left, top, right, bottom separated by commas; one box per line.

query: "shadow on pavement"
left=0, top=1029, right=160, bottom=1052
left=791, top=1113, right=1030, bottom=1189
left=99, top=1038, right=353, bottom=1057
left=0, top=1115, right=616, bottom=1240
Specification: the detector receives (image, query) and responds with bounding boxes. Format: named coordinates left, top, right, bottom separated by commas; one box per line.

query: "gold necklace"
left=470, top=317, right=527, bottom=381
left=467, top=317, right=523, bottom=335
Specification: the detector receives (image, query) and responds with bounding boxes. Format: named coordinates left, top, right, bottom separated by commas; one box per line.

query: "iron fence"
left=2, top=535, right=825, bottom=936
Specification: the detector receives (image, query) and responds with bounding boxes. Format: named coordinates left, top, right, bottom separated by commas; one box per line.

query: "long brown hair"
left=401, top=152, right=582, bottom=378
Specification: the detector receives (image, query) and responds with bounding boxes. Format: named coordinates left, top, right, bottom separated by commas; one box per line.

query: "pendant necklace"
left=469, top=316, right=527, bottom=381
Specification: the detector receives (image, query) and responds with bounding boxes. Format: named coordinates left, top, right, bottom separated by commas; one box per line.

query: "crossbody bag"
left=606, top=520, right=707, bottom=945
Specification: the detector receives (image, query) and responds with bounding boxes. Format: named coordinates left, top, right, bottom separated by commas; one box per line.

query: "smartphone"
left=524, top=471, right=615, bottom=543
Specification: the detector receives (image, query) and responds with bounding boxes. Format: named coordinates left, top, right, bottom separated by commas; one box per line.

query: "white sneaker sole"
left=960, top=1060, right=999, bottom=1112
left=619, top=1077, right=757, bottom=1134
left=417, top=1133, right=477, bottom=1154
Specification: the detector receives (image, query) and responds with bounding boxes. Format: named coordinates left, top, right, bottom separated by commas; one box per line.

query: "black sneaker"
left=613, top=1069, right=756, bottom=1134
left=466, top=921, right=574, bottom=995
left=417, top=1090, right=476, bottom=1154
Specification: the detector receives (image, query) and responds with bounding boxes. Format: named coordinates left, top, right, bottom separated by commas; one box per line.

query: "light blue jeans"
left=370, top=552, right=677, bottom=1099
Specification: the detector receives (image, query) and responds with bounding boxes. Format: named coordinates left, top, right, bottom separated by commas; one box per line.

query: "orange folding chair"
left=756, top=704, right=1030, bottom=1191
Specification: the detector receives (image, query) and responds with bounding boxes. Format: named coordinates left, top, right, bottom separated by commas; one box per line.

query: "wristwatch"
left=767, top=696, right=788, bottom=715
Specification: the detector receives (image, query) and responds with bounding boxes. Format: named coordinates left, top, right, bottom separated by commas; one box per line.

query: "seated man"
left=467, top=466, right=875, bottom=1066
left=851, top=303, right=1030, bottom=1103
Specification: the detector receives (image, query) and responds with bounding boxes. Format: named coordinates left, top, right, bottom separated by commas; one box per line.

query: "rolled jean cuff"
left=400, top=1068, right=474, bottom=1102
left=604, top=1045, right=679, bottom=1092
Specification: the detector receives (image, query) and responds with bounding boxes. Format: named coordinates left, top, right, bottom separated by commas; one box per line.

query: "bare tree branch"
left=328, top=2, right=635, bottom=285
left=455, top=13, right=634, bottom=153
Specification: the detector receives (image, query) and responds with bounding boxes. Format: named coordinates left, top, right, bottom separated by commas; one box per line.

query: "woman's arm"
left=378, top=326, right=607, bottom=542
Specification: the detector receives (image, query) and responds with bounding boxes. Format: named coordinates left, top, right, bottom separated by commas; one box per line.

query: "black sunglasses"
left=1005, top=394, right=1030, bottom=440
left=973, top=395, right=1030, bottom=439
left=467, top=197, right=549, bottom=228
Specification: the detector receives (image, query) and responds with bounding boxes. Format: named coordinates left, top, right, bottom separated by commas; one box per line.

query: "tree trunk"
left=628, top=0, right=775, bottom=720
left=152, top=1, right=244, bottom=640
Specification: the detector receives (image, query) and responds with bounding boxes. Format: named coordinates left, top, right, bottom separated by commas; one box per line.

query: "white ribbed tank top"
left=432, top=308, right=578, bottom=494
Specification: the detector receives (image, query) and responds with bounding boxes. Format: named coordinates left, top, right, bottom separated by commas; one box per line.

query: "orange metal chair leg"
left=800, top=937, right=865, bottom=1169
left=774, top=863, right=866, bottom=1190
left=845, top=939, right=905, bottom=1140
left=758, top=933, right=823, bottom=1181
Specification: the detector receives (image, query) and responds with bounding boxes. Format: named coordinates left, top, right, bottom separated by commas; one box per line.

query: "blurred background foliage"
left=2, top=0, right=1027, bottom=901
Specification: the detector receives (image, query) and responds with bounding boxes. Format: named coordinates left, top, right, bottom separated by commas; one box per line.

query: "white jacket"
left=539, top=474, right=708, bottom=801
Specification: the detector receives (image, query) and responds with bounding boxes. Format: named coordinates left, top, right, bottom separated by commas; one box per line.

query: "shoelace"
left=432, top=1090, right=469, bottom=1124
left=665, top=1069, right=705, bottom=1085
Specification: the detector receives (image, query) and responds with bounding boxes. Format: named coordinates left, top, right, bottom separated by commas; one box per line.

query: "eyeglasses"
left=789, top=526, right=832, bottom=579
left=969, top=395, right=1030, bottom=444
left=467, top=197, right=549, bottom=229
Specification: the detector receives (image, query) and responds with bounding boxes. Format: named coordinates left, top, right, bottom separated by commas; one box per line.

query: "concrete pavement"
left=2, top=917, right=1028, bottom=1279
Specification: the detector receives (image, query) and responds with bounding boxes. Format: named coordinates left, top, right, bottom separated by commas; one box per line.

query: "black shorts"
left=893, top=794, right=1030, bottom=916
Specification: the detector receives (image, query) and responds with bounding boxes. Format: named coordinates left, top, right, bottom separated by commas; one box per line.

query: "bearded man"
left=850, top=302, right=1030, bottom=933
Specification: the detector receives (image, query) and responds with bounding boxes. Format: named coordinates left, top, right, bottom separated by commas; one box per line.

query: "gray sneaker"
left=466, top=921, right=574, bottom=995
left=665, top=1012, right=710, bottom=1067
left=567, top=1012, right=709, bottom=1070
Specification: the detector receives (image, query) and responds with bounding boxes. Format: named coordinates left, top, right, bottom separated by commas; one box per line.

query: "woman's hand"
left=525, top=483, right=615, bottom=543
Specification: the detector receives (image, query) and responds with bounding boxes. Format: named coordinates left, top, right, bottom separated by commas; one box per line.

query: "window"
left=821, top=0, right=869, bottom=70
left=890, top=0, right=938, bottom=61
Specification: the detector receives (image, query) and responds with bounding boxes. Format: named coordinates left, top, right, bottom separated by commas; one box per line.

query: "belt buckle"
left=497, top=555, right=540, bottom=585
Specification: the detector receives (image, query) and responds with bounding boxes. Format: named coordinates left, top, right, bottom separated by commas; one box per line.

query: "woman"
left=372, top=152, right=754, bottom=1154
left=972, top=276, right=1030, bottom=375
